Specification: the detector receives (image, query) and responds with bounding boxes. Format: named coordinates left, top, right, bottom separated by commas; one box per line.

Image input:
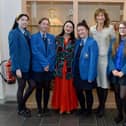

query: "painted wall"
left=0, top=0, right=22, bottom=101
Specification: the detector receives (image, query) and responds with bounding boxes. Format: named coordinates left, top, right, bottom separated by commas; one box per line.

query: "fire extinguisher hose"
left=0, top=60, right=8, bottom=83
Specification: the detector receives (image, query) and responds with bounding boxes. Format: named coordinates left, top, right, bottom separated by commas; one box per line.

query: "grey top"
left=90, top=25, right=115, bottom=56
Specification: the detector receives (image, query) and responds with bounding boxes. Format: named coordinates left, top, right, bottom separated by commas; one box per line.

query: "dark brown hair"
left=77, top=19, right=89, bottom=31
left=38, top=17, right=50, bottom=25
left=12, top=13, right=29, bottom=30
left=58, top=20, right=75, bottom=40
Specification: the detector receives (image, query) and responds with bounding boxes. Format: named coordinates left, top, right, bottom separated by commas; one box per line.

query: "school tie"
left=42, top=34, right=48, bottom=54
left=24, top=31, right=30, bottom=47
left=80, top=39, right=84, bottom=47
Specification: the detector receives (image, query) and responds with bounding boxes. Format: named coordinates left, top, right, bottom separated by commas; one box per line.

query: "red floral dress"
left=51, top=38, right=78, bottom=113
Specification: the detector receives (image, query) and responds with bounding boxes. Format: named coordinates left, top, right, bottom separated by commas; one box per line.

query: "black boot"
left=122, top=100, right=126, bottom=125
left=76, top=89, right=86, bottom=116
left=123, top=120, right=126, bottom=126
left=114, top=112, right=123, bottom=123
left=96, top=88, right=108, bottom=117
left=114, top=88, right=123, bottom=123
left=85, top=90, right=93, bottom=116
left=95, top=87, right=102, bottom=113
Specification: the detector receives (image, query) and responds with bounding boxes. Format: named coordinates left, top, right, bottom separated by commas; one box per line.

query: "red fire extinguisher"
left=4, top=60, right=16, bottom=84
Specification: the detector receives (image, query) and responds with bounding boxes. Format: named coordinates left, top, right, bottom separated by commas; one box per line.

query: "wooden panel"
left=79, top=0, right=124, bottom=3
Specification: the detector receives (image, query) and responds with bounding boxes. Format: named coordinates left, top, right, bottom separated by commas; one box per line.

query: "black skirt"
left=74, top=77, right=97, bottom=90
left=109, top=73, right=126, bottom=86
left=32, top=71, right=54, bottom=82
left=12, top=71, right=33, bottom=80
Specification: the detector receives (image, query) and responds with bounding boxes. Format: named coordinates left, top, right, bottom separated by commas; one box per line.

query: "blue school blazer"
left=107, top=40, right=126, bottom=75
left=73, top=36, right=99, bottom=81
left=8, top=28, right=31, bottom=72
left=31, top=32, right=56, bottom=72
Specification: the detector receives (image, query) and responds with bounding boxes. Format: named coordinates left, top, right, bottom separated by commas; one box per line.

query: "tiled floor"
left=0, top=103, right=124, bottom=126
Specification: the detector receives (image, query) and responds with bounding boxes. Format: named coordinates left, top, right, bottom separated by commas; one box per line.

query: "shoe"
left=59, top=111, right=71, bottom=114
left=66, top=111, right=71, bottom=114
left=75, top=109, right=86, bottom=116
left=24, top=107, right=31, bottom=114
left=96, top=108, right=104, bottom=118
left=94, top=106, right=100, bottom=114
left=43, top=108, right=49, bottom=113
left=37, top=110, right=43, bottom=117
left=59, top=111, right=63, bottom=114
left=18, top=110, right=31, bottom=117
left=123, top=120, right=126, bottom=126
left=114, top=114, right=123, bottom=124
left=85, top=110, right=92, bottom=117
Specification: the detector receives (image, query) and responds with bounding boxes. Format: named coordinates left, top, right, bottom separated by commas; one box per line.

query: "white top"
left=90, top=25, right=115, bottom=56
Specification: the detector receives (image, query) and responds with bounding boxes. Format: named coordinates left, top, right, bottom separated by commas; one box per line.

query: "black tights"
left=76, top=89, right=93, bottom=112
left=17, top=78, right=36, bottom=111
left=113, top=84, right=126, bottom=115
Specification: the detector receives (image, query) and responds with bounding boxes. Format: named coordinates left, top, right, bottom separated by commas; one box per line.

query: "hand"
left=88, top=80, right=92, bottom=83
left=112, top=70, right=119, bottom=76
left=118, top=72, right=124, bottom=78
left=44, top=65, right=49, bottom=72
left=16, top=69, right=22, bottom=78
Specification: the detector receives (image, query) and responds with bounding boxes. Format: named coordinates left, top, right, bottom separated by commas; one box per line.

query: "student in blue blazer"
left=8, top=14, right=35, bottom=117
left=31, top=17, right=56, bottom=117
left=107, top=21, right=126, bottom=126
left=73, top=20, right=98, bottom=116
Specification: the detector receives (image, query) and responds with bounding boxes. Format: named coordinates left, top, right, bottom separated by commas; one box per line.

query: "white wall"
left=0, top=0, right=22, bottom=102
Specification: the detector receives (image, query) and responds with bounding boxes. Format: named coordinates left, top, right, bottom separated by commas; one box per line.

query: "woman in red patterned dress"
left=51, top=20, right=78, bottom=114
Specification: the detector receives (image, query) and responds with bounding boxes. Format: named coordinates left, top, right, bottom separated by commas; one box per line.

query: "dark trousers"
left=76, top=88, right=93, bottom=112
left=17, top=78, right=35, bottom=111
left=35, top=80, right=51, bottom=112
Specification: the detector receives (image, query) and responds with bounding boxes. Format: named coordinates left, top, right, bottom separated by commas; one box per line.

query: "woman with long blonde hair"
left=108, top=21, right=126, bottom=125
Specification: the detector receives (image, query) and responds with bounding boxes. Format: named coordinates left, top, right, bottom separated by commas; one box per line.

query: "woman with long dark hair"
left=8, top=14, right=35, bottom=117
left=51, top=20, right=78, bottom=114
left=108, top=21, right=126, bottom=126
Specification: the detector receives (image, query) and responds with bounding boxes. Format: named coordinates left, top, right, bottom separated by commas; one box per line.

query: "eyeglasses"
left=119, top=27, right=126, bottom=29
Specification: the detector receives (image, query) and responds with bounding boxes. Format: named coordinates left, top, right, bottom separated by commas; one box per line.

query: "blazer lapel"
left=17, top=28, right=29, bottom=49
left=38, top=32, right=46, bottom=55
left=74, top=39, right=81, bottom=58
left=46, top=33, right=50, bottom=55
left=80, top=37, right=90, bottom=58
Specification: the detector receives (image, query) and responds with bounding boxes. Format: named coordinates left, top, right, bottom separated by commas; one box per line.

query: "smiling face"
left=17, top=16, right=29, bottom=29
left=119, top=23, right=126, bottom=37
left=96, top=12, right=105, bottom=24
left=77, top=26, right=88, bottom=39
left=64, top=22, right=74, bottom=35
left=39, top=19, right=50, bottom=33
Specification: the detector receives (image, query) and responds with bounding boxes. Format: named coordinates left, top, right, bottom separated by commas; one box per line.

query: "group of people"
left=8, top=8, right=126, bottom=126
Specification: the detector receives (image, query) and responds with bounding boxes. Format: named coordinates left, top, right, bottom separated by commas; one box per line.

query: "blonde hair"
left=112, top=21, right=126, bottom=56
